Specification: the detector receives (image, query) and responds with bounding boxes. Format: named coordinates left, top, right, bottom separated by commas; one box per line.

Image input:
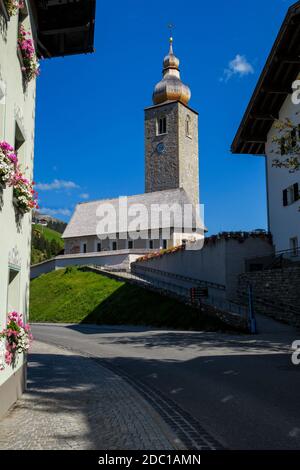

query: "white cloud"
left=221, top=54, right=254, bottom=82
left=35, top=179, right=79, bottom=191
left=79, top=193, right=90, bottom=200
left=39, top=207, right=72, bottom=217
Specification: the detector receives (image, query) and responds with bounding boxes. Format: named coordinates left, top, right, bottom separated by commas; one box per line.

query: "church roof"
left=62, top=188, right=198, bottom=239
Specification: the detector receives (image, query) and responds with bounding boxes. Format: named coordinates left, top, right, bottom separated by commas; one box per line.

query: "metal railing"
left=132, top=263, right=226, bottom=291
left=87, top=263, right=247, bottom=318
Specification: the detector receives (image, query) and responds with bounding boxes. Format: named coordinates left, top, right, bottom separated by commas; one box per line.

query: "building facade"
left=63, top=37, right=202, bottom=253
left=0, top=0, right=96, bottom=418
left=231, top=1, right=300, bottom=254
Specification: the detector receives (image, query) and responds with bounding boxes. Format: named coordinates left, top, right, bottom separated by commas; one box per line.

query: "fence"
left=92, top=263, right=248, bottom=318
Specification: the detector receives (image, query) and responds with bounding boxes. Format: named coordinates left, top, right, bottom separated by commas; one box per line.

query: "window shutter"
left=294, top=183, right=299, bottom=202
left=283, top=189, right=288, bottom=206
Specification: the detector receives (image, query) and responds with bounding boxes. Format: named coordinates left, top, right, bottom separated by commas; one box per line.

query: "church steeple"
left=145, top=35, right=199, bottom=208
left=152, top=36, right=191, bottom=106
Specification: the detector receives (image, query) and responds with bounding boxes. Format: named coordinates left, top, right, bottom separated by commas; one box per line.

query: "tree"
left=272, top=118, right=300, bottom=172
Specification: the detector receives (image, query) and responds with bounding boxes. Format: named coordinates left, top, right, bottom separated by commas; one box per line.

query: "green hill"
left=29, top=267, right=229, bottom=331
left=31, top=224, right=64, bottom=265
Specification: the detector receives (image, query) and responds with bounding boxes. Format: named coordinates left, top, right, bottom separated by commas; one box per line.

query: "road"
left=32, top=315, right=300, bottom=450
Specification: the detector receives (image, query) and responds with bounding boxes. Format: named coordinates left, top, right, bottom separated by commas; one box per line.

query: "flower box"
left=18, top=25, right=40, bottom=82
left=0, top=140, right=38, bottom=215
left=0, top=311, right=32, bottom=370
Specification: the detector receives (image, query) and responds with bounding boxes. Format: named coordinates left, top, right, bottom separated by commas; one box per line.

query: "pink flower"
left=5, top=351, right=12, bottom=366
left=0, top=141, right=14, bottom=152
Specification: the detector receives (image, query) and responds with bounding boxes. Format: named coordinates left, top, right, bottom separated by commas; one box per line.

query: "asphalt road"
left=32, top=315, right=300, bottom=450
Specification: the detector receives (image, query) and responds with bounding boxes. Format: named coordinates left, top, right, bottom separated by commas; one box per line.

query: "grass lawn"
left=29, top=267, right=231, bottom=331
left=32, top=224, right=64, bottom=249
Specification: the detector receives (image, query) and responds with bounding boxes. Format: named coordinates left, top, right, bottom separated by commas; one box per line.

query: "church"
left=62, top=37, right=202, bottom=254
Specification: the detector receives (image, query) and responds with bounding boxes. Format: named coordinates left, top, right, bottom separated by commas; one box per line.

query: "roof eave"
left=231, top=1, right=300, bottom=156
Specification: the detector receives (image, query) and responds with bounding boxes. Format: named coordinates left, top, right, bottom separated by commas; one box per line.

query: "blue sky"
left=34, top=0, right=291, bottom=234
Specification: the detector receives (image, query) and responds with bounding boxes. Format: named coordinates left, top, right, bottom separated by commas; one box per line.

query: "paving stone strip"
left=0, top=341, right=181, bottom=450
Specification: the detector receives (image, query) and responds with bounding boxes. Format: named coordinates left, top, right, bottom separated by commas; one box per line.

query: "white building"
left=0, top=0, right=96, bottom=419
left=232, top=1, right=300, bottom=255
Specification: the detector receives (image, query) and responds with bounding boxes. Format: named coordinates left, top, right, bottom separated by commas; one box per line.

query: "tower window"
left=186, top=115, right=192, bottom=137
left=157, top=117, right=167, bottom=135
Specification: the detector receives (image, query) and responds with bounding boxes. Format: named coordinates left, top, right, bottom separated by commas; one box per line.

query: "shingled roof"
left=62, top=188, right=199, bottom=239
left=231, top=1, right=300, bottom=156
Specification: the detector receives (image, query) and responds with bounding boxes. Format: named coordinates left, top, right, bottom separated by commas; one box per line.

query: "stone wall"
left=145, top=102, right=179, bottom=193
left=238, top=267, right=300, bottom=326
left=144, top=101, right=199, bottom=207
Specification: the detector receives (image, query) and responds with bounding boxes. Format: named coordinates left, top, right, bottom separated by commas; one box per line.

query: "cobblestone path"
left=0, top=341, right=182, bottom=450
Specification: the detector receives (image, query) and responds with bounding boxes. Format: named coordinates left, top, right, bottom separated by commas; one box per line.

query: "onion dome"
left=152, top=37, right=191, bottom=106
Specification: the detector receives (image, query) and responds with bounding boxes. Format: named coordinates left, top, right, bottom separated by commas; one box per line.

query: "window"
left=128, top=240, right=133, bottom=249
left=15, top=122, right=26, bottom=166
left=97, top=242, right=101, bottom=252
left=290, top=237, right=298, bottom=257
left=186, top=115, right=192, bottom=137
left=7, top=268, right=20, bottom=312
left=82, top=243, right=87, bottom=253
left=283, top=183, right=299, bottom=206
left=149, top=240, right=154, bottom=249
left=162, top=239, right=167, bottom=249
left=157, top=117, right=167, bottom=135
left=112, top=241, right=117, bottom=251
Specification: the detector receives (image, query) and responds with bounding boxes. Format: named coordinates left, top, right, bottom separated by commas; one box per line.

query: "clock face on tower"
left=156, top=142, right=165, bottom=154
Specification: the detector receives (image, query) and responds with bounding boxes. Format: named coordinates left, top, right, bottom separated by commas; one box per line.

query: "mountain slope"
left=31, top=224, right=64, bottom=265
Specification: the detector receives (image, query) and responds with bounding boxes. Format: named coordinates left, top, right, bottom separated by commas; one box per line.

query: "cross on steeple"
left=168, top=23, right=174, bottom=43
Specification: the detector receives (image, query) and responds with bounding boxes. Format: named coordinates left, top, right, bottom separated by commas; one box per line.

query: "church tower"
left=145, top=37, right=199, bottom=208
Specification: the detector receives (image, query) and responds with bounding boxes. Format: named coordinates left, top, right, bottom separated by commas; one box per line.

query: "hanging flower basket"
left=0, top=140, right=37, bottom=214
left=18, top=25, right=40, bottom=82
left=0, top=141, right=18, bottom=188
left=3, top=0, right=24, bottom=18
left=10, top=170, right=38, bottom=214
left=0, top=311, right=33, bottom=370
